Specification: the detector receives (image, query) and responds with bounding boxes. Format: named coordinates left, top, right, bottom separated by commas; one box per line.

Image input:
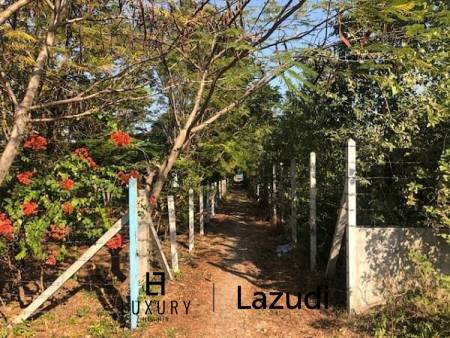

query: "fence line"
left=128, top=178, right=139, bottom=330
left=199, top=186, right=204, bottom=235
left=289, top=159, right=298, bottom=243
left=12, top=213, right=128, bottom=324
left=309, top=152, right=317, bottom=272
left=189, top=189, right=195, bottom=252
left=167, top=195, right=179, bottom=273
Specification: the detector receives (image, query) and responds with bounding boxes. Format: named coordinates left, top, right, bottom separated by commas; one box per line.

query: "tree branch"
left=191, top=61, right=292, bottom=134
left=0, top=69, right=18, bottom=107
left=32, top=95, right=148, bottom=122
left=0, top=0, right=34, bottom=26
left=29, top=81, right=150, bottom=110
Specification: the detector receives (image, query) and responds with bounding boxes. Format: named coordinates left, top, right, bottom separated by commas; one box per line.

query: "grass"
left=165, top=327, right=178, bottom=338
left=12, top=322, right=35, bottom=338
left=173, top=269, right=183, bottom=280
left=75, top=305, right=91, bottom=317
left=87, top=318, right=120, bottom=338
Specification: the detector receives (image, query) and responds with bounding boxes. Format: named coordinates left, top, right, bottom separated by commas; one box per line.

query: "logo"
left=120, top=272, right=191, bottom=316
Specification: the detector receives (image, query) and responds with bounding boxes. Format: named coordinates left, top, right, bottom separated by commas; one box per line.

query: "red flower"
left=117, top=170, right=140, bottom=185
left=106, top=234, right=123, bottom=250
left=86, top=158, right=97, bottom=169
left=17, top=171, right=33, bottom=185
left=0, top=213, right=13, bottom=239
left=74, top=147, right=97, bottom=169
left=61, top=178, right=75, bottom=190
left=46, top=255, right=57, bottom=266
left=149, top=195, right=157, bottom=206
left=22, top=201, right=38, bottom=216
left=62, top=202, right=74, bottom=215
left=111, top=131, right=131, bottom=147
left=49, top=224, right=70, bottom=240
left=74, top=147, right=89, bottom=158
left=24, top=135, right=47, bottom=151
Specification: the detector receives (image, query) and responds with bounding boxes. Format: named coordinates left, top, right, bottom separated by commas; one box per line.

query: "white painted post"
left=272, top=164, right=278, bottom=225
left=310, top=152, right=317, bottom=271
left=279, top=162, right=285, bottom=226
left=346, top=139, right=357, bottom=313
left=137, top=190, right=151, bottom=283
left=206, top=184, right=211, bottom=223
left=256, top=183, right=260, bottom=202
left=167, top=195, right=179, bottom=273
left=218, top=180, right=222, bottom=200
left=211, top=183, right=215, bottom=216
left=223, top=179, right=227, bottom=196
left=199, top=186, right=204, bottom=235
left=128, top=178, right=139, bottom=330
left=289, top=159, right=298, bottom=243
left=189, top=188, right=194, bottom=251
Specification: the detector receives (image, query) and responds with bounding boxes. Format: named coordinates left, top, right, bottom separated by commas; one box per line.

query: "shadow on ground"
left=200, top=184, right=331, bottom=297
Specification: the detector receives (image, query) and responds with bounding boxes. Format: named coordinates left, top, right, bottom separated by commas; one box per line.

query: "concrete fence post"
left=346, top=139, right=357, bottom=313
left=279, top=162, right=285, bottom=226
left=137, top=190, right=151, bottom=282
left=272, top=164, right=278, bottom=225
left=206, top=184, right=211, bottom=223
left=189, top=188, right=194, bottom=251
left=167, top=195, right=179, bottom=273
left=310, top=152, right=317, bottom=271
left=211, top=183, right=216, bottom=216
left=128, top=178, right=139, bottom=330
left=289, top=159, right=298, bottom=243
left=199, top=186, right=204, bottom=235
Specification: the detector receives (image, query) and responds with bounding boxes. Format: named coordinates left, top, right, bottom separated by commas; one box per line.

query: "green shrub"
left=372, top=251, right=450, bottom=338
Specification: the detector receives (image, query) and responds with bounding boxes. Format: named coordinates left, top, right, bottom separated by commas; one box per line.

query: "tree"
left=0, top=0, right=157, bottom=186
left=257, top=0, right=449, bottom=255
left=139, top=0, right=336, bottom=204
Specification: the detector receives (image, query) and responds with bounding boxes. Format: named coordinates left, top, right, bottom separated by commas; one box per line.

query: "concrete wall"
left=348, top=227, right=450, bottom=313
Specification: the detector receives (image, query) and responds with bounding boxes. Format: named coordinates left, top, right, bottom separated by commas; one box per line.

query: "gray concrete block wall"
left=348, top=227, right=449, bottom=313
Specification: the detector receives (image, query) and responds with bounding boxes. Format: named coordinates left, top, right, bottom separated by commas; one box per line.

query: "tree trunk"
left=0, top=111, right=28, bottom=184
left=0, top=2, right=59, bottom=186
left=0, top=0, right=34, bottom=26
left=149, top=129, right=187, bottom=203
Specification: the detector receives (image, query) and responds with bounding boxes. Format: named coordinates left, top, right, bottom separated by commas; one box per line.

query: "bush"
left=371, top=251, right=450, bottom=338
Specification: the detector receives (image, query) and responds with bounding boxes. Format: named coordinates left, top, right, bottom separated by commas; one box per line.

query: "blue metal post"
left=128, top=178, right=138, bottom=329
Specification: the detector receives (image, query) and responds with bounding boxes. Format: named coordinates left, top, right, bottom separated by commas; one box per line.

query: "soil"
left=1, top=187, right=367, bottom=337
left=135, top=188, right=364, bottom=338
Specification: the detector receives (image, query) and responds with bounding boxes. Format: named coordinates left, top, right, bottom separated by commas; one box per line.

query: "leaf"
left=4, top=29, right=37, bottom=42
left=393, top=2, right=416, bottom=12
left=15, top=246, right=27, bottom=260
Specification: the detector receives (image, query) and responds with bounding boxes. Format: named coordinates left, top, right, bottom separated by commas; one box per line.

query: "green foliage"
left=0, top=147, right=124, bottom=263
left=87, top=318, right=120, bottom=338
left=372, top=252, right=449, bottom=337
left=190, top=85, right=280, bottom=179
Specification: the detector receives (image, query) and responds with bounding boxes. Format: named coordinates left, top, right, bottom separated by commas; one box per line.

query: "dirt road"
left=139, top=188, right=361, bottom=338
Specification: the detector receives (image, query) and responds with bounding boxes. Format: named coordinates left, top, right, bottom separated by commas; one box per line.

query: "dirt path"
left=139, top=187, right=361, bottom=338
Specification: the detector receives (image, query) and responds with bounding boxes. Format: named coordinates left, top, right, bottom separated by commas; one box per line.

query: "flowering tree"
left=0, top=1, right=154, bottom=186
left=0, top=129, right=136, bottom=303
